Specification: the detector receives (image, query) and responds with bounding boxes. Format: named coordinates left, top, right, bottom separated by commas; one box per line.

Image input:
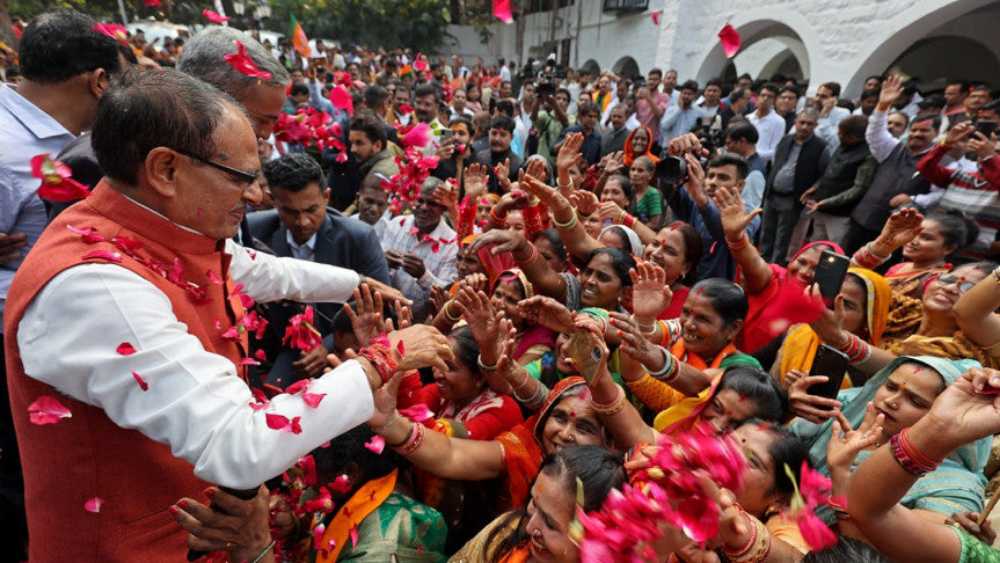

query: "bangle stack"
left=725, top=233, right=750, bottom=251
left=637, top=320, right=657, bottom=336
left=622, top=213, right=637, bottom=228
left=513, top=377, right=549, bottom=409
left=394, top=421, right=426, bottom=455
left=590, top=384, right=628, bottom=416
left=514, top=242, right=539, bottom=263
left=723, top=512, right=771, bottom=563
left=489, top=207, right=508, bottom=226
left=854, top=242, right=891, bottom=269
left=837, top=333, right=872, bottom=365
left=250, top=540, right=277, bottom=563
left=890, top=428, right=942, bottom=476
left=648, top=346, right=679, bottom=383
left=477, top=354, right=498, bottom=372
left=553, top=211, right=578, bottom=230
left=444, top=301, right=462, bottom=322
left=357, top=336, right=399, bottom=384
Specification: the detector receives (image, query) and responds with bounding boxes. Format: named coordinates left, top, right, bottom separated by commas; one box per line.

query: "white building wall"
left=442, top=0, right=998, bottom=97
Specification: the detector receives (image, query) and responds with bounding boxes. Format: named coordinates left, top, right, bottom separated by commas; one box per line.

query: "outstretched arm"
left=712, top=184, right=771, bottom=294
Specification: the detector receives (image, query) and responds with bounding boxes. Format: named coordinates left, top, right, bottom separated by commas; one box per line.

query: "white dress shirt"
left=380, top=214, right=457, bottom=312
left=17, top=238, right=373, bottom=489
left=0, top=84, right=77, bottom=322
left=748, top=109, right=787, bottom=163
left=286, top=230, right=318, bottom=261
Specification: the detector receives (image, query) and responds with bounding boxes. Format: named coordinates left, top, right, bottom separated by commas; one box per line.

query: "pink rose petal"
left=82, top=249, right=122, bottom=263
left=302, top=392, right=326, bottom=408
left=84, top=496, right=103, bottom=513
left=364, top=435, right=385, bottom=454
left=399, top=404, right=434, bottom=422
left=132, top=371, right=149, bottom=391
left=330, top=473, right=352, bottom=494
left=27, top=395, right=72, bottom=425
left=116, top=342, right=136, bottom=356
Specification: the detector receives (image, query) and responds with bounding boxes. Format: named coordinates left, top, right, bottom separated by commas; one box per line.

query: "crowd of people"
left=5, top=7, right=1000, bottom=563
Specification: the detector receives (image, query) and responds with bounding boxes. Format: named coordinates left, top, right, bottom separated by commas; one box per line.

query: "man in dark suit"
left=247, top=153, right=389, bottom=385
left=758, top=109, right=830, bottom=264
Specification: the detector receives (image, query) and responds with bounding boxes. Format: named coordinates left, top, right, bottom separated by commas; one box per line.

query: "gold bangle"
left=591, top=385, right=628, bottom=416
left=444, top=301, right=462, bottom=321
left=553, top=211, right=578, bottom=230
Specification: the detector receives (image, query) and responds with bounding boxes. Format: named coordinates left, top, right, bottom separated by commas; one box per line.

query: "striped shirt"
left=920, top=144, right=1000, bottom=256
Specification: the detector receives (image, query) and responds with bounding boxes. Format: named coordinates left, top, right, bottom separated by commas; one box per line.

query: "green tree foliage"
left=268, top=0, right=452, bottom=52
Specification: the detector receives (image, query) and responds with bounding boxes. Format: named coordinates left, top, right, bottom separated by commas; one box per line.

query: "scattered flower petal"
left=202, top=8, right=228, bottom=24
left=116, top=342, right=136, bottom=356
left=330, top=474, right=352, bottom=494
left=132, top=371, right=149, bottom=391
left=223, top=40, right=271, bottom=80
left=719, top=23, right=741, bottom=58
left=399, top=404, right=435, bottom=422
left=67, top=225, right=104, bottom=244
left=31, top=154, right=90, bottom=202
left=84, top=497, right=103, bottom=513
left=27, top=395, right=72, bottom=425
left=302, top=392, right=326, bottom=408
left=364, top=435, right=385, bottom=454
left=82, top=249, right=122, bottom=263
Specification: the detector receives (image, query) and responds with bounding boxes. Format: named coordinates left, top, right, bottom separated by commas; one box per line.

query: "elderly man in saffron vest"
left=3, top=68, right=452, bottom=562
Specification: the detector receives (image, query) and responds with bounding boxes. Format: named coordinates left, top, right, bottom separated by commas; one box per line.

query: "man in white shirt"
left=747, top=83, right=786, bottom=163
left=0, top=11, right=125, bottom=558
left=5, top=67, right=450, bottom=562
left=381, top=177, right=458, bottom=320
left=812, top=81, right=851, bottom=149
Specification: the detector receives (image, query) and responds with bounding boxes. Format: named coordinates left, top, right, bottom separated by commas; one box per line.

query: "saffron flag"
left=290, top=15, right=311, bottom=58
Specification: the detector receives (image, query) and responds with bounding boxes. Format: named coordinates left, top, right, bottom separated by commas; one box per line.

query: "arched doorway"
left=845, top=0, right=999, bottom=95
left=612, top=56, right=641, bottom=80
left=693, top=12, right=816, bottom=87
left=580, top=59, right=601, bottom=77
left=890, top=35, right=1000, bottom=89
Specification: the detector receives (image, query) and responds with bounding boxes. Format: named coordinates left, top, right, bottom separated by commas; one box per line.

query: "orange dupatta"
left=315, top=469, right=398, bottom=563
left=499, top=546, right=531, bottom=563
left=651, top=340, right=737, bottom=433
left=495, top=377, right=587, bottom=510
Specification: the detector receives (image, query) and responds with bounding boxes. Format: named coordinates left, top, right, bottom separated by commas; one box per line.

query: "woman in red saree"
left=714, top=185, right=831, bottom=354
left=370, top=375, right=609, bottom=512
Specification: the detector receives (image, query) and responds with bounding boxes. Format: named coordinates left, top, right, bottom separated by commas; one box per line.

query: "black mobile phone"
left=814, top=250, right=850, bottom=306
left=976, top=120, right=998, bottom=138
left=807, top=344, right=849, bottom=399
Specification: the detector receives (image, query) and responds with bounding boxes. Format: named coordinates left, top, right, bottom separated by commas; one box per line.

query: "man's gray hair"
left=177, top=26, right=289, bottom=101
left=797, top=108, right=820, bottom=121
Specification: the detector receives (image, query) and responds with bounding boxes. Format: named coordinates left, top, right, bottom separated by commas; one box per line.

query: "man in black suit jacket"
left=248, top=153, right=389, bottom=385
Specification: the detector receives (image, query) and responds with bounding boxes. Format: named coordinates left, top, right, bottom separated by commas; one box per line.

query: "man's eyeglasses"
left=936, top=274, right=976, bottom=294
left=175, top=149, right=260, bottom=186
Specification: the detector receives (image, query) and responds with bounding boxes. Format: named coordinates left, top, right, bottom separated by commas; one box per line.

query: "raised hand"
left=518, top=295, right=576, bottom=333
left=827, top=406, right=885, bottom=473
left=875, top=206, right=923, bottom=252
left=877, top=75, right=903, bottom=111
left=569, top=189, right=600, bottom=216
left=629, top=261, right=673, bottom=320
left=519, top=173, right=564, bottom=208
left=556, top=132, right=585, bottom=174
left=786, top=371, right=842, bottom=423
left=469, top=227, right=529, bottom=257
left=454, top=286, right=498, bottom=346
left=944, top=121, right=975, bottom=148
left=368, top=371, right=406, bottom=429
left=524, top=156, right=549, bottom=182
left=565, top=326, right=609, bottom=385
left=609, top=311, right=662, bottom=370
left=465, top=162, right=489, bottom=199
left=495, top=158, right=512, bottom=192
left=597, top=201, right=627, bottom=224
left=361, top=275, right=412, bottom=307
left=387, top=324, right=453, bottom=373
left=343, top=283, right=385, bottom=348
left=922, top=367, right=1000, bottom=448
left=713, top=184, right=761, bottom=241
